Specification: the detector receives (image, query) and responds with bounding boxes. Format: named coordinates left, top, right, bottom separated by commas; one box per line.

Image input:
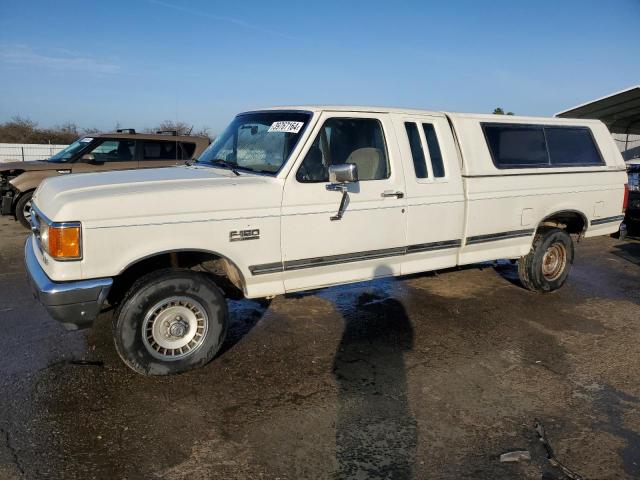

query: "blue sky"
left=0, top=0, right=638, bottom=135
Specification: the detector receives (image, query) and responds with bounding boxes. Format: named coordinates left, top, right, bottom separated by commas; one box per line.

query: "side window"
left=545, top=127, right=603, bottom=166
left=422, top=124, right=446, bottom=177
left=141, top=141, right=178, bottom=161
left=483, top=123, right=604, bottom=169
left=88, top=139, right=135, bottom=162
left=483, top=124, right=549, bottom=168
left=405, top=122, right=427, bottom=178
left=296, top=118, right=389, bottom=182
left=179, top=142, right=196, bottom=159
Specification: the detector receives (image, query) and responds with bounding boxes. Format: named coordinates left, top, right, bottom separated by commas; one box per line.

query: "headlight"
left=32, top=206, right=82, bottom=260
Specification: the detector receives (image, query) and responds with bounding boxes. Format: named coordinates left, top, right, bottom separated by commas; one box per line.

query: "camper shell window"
left=482, top=123, right=604, bottom=169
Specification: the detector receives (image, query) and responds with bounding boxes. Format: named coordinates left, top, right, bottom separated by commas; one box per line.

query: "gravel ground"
left=0, top=216, right=639, bottom=479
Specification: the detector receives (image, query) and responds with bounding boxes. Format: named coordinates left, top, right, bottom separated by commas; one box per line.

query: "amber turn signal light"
left=48, top=225, right=81, bottom=259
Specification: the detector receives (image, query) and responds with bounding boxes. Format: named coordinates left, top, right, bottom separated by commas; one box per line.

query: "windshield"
left=197, top=111, right=310, bottom=174
left=48, top=137, right=93, bottom=163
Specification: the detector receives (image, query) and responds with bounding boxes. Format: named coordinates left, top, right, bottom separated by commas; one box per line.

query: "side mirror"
left=328, top=163, right=358, bottom=184
left=81, top=154, right=103, bottom=165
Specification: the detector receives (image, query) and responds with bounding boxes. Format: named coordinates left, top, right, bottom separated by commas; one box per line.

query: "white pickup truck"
left=25, top=106, right=628, bottom=375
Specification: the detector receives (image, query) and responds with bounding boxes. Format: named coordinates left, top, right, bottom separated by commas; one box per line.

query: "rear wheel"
left=15, top=191, right=34, bottom=229
left=113, top=269, right=228, bottom=375
left=517, top=228, right=574, bottom=293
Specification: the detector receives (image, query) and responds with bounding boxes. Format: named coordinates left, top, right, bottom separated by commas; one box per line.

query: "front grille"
left=29, top=206, right=44, bottom=252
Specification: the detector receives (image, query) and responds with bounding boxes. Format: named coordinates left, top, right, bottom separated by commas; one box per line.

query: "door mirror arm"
left=326, top=184, right=349, bottom=221
left=326, top=164, right=358, bottom=221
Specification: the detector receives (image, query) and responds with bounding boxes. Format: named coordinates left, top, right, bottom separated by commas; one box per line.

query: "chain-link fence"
left=0, top=143, right=68, bottom=163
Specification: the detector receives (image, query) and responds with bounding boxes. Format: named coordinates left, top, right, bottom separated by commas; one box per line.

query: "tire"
left=517, top=228, right=574, bottom=293
left=113, top=269, right=228, bottom=375
left=15, top=191, right=34, bottom=229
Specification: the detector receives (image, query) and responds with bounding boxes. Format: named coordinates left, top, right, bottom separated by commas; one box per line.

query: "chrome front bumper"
left=24, top=237, right=112, bottom=330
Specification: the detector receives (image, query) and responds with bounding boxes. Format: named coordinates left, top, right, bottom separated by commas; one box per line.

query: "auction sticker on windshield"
left=268, top=121, right=304, bottom=134
left=81, top=137, right=93, bottom=143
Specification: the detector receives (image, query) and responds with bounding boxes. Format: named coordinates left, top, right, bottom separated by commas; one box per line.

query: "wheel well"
left=13, top=188, right=34, bottom=208
left=538, top=210, right=587, bottom=235
left=108, top=250, right=246, bottom=306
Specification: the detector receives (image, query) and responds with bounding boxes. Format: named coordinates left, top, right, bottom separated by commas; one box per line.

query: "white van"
left=25, top=106, right=628, bottom=374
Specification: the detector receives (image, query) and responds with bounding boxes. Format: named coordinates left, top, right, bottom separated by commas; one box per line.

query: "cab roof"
left=89, top=132, right=210, bottom=145
left=244, top=105, right=605, bottom=126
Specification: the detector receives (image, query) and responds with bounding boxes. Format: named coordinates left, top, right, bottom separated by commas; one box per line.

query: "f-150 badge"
left=229, top=229, right=260, bottom=242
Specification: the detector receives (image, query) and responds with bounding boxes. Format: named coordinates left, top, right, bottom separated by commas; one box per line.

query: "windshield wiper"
left=206, top=159, right=240, bottom=176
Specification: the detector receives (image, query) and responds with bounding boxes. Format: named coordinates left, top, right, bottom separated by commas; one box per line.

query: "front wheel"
left=517, top=228, right=574, bottom=293
left=113, top=269, right=228, bottom=375
left=15, top=191, right=34, bottom=229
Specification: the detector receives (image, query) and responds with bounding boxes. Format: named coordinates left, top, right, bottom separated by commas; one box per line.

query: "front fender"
left=80, top=218, right=285, bottom=299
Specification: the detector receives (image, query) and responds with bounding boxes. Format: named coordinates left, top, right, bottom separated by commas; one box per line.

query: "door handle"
left=381, top=190, right=404, bottom=199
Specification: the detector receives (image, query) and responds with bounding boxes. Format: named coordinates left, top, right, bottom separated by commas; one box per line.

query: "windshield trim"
left=47, top=137, right=96, bottom=163
left=197, top=110, right=313, bottom=177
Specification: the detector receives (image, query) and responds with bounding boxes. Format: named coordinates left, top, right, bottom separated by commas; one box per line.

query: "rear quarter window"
left=404, top=122, right=427, bottom=178
left=179, top=142, right=196, bottom=159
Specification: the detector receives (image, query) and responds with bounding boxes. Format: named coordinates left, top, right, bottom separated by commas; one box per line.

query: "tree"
left=0, top=117, right=100, bottom=144
left=0, top=117, right=39, bottom=143
left=493, top=107, right=514, bottom=115
left=146, top=120, right=211, bottom=139
left=157, top=120, right=193, bottom=135
left=0, top=117, right=212, bottom=144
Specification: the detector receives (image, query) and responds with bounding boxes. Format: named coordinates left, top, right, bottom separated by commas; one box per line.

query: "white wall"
left=0, top=143, right=67, bottom=163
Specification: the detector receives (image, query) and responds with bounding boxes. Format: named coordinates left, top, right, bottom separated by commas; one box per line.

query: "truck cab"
left=24, top=106, right=628, bottom=375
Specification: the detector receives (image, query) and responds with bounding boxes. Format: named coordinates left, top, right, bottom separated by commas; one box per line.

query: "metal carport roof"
left=556, top=85, right=640, bottom=135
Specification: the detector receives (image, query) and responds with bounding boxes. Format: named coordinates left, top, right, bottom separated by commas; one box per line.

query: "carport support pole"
left=625, top=126, right=630, bottom=152
left=21, top=147, right=24, bottom=162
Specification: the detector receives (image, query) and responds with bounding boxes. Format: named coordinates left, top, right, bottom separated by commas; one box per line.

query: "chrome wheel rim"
left=541, top=243, right=567, bottom=281
left=23, top=199, right=32, bottom=221
left=142, top=296, right=208, bottom=361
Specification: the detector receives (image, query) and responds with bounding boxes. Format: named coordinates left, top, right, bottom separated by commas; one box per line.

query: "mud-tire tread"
left=113, top=268, right=228, bottom=375
left=517, top=228, right=574, bottom=293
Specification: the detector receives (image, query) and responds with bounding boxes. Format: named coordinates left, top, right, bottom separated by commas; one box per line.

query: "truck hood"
left=1, top=160, right=60, bottom=173
left=33, top=165, right=284, bottom=227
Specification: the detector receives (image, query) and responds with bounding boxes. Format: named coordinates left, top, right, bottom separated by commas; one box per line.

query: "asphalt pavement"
left=1, top=216, right=639, bottom=479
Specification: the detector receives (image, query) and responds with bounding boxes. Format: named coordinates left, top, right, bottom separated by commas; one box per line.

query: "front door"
left=72, top=138, right=138, bottom=173
left=281, top=112, right=407, bottom=292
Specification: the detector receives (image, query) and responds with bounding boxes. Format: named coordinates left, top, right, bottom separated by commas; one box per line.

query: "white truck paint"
left=26, top=106, right=628, bottom=374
